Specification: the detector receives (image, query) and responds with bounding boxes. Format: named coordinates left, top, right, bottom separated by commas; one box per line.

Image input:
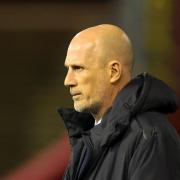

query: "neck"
left=92, top=80, right=130, bottom=121
left=94, top=117, right=102, bottom=125
left=92, top=106, right=107, bottom=123
left=92, top=90, right=119, bottom=122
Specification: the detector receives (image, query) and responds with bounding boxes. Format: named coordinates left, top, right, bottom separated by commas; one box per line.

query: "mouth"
left=70, top=92, right=82, bottom=100
left=72, top=94, right=82, bottom=101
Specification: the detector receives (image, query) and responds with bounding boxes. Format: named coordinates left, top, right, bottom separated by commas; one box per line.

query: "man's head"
left=64, top=24, right=133, bottom=120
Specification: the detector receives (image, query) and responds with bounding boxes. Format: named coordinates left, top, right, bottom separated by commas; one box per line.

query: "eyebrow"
left=64, top=62, right=85, bottom=68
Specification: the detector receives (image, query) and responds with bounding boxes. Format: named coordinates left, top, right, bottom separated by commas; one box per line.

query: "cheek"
left=88, top=76, right=109, bottom=98
left=79, top=70, right=109, bottom=98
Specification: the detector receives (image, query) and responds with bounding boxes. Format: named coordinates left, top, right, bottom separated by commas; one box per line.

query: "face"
left=64, top=39, right=111, bottom=115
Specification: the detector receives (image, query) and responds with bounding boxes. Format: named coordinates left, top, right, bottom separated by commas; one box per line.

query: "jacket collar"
left=57, top=73, right=178, bottom=147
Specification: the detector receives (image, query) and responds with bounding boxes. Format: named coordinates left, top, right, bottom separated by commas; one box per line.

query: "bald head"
left=64, top=24, right=134, bottom=120
left=68, top=24, right=133, bottom=74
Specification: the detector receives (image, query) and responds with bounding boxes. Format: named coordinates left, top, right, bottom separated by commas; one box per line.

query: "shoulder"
left=124, top=111, right=180, bottom=163
left=134, top=111, right=179, bottom=139
left=127, top=112, right=180, bottom=179
left=129, top=111, right=180, bottom=157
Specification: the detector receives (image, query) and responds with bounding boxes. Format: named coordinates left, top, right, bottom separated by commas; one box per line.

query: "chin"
left=74, top=104, right=85, bottom=112
left=74, top=103, right=90, bottom=113
left=74, top=101, right=100, bottom=115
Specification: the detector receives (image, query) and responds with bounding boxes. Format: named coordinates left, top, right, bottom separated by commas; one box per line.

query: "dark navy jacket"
left=58, top=73, right=180, bottom=180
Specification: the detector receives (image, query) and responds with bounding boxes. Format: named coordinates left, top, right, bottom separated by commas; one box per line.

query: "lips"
left=70, top=90, right=81, bottom=99
left=72, top=94, right=82, bottom=101
left=70, top=92, right=81, bottom=96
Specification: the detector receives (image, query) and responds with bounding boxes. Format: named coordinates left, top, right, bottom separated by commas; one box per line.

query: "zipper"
left=83, top=134, right=94, bottom=150
left=82, top=145, right=109, bottom=180
left=76, top=135, right=94, bottom=180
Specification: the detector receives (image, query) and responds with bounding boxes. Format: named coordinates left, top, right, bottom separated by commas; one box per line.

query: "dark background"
left=0, top=0, right=179, bottom=176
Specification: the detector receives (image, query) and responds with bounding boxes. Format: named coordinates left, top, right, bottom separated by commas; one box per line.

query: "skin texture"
left=64, top=24, right=133, bottom=123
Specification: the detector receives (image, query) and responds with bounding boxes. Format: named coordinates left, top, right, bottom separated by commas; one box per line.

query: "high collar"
left=57, top=73, right=178, bottom=147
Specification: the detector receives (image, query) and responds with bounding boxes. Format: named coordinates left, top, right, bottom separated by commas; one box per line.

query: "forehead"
left=64, top=40, right=97, bottom=67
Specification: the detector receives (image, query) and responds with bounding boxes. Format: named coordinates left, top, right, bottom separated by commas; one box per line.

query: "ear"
left=109, top=61, right=122, bottom=83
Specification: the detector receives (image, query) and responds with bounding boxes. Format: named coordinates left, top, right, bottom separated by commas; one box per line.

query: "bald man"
left=58, top=24, right=180, bottom=180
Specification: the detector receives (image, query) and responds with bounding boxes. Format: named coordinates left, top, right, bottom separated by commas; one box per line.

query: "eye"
left=72, top=65, right=84, bottom=72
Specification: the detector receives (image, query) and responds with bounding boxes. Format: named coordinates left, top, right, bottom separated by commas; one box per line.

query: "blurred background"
left=0, top=0, right=179, bottom=179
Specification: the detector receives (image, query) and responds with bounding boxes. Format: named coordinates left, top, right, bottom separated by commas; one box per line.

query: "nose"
left=64, top=69, right=77, bottom=87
